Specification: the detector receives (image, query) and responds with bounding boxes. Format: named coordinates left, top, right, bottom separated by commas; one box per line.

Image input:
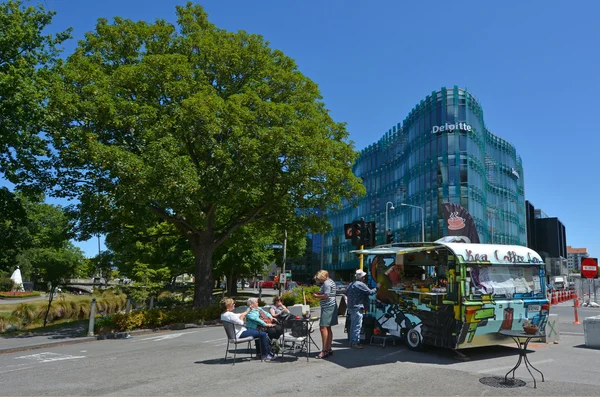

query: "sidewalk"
left=0, top=321, right=95, bottom=354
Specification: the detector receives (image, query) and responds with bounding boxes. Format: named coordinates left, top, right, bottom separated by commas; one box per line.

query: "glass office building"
left=324, top=86, right=527, bottom=278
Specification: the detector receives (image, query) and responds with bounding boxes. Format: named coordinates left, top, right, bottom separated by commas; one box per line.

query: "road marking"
left=138, top=331, right=198, bottom=342
left=14, top=352, right=85, bottom=363
left=477, top=359, right=554, bottom=373
left=561, top=332, right=584, bottom=336
left=0, top=366, right=34, bottom=374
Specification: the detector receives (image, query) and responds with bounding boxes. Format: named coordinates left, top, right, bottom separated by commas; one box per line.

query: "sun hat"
left=356, top=269, right=367, bottom=279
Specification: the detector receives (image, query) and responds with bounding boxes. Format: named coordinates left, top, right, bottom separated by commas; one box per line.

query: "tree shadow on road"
left=0, top=320, right=87, bottom=340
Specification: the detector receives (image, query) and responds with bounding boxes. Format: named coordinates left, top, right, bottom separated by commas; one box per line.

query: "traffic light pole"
left=359, top=245, right=364, bottom=271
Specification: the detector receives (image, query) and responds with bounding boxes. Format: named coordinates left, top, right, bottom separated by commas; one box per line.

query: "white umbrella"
left=10, top=267, right=23, bottom=291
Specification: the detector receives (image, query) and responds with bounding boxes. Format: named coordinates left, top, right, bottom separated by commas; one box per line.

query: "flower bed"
left=0, top=292, right=41, bottom=299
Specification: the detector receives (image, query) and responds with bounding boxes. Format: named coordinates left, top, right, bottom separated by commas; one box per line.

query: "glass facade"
left=323, top=86, right=526, bottom=276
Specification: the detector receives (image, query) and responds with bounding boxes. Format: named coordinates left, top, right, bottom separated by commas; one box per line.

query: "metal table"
left=498, top=329, right=545, bottom=388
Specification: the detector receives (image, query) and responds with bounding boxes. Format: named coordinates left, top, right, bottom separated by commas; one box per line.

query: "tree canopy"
left=0, top=0, right=70, bottom=188
left=46, top=3, right=364, bottom=307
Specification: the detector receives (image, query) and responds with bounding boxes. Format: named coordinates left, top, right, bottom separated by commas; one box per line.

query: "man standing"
left=346, top=269, right=380, bottom=348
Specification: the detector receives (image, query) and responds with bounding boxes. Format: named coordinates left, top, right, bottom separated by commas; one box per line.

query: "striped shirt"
left=319, top=278, right=337, bottom=308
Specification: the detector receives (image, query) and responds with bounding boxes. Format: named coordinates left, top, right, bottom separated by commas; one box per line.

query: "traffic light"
left=351, top=220, right=365, bottom=246
left=365, top=221, right=376, bottom=247
left=386, top=230, right=394, bottom=244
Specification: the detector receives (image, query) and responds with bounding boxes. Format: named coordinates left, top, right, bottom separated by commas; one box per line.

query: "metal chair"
left=222, top=320, right=263, bottom=365
left=280, top=318, right=309, bottom=361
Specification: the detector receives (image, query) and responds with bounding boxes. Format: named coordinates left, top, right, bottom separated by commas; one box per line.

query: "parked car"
left=335, top=281, right=348, bottom=295
left=249, top=280, right=275, bottom=289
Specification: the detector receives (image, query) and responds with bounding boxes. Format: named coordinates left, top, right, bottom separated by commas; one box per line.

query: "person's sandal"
left=328, top=349, right=334, bottom=356
left=315, top=351, right=329, bottom=359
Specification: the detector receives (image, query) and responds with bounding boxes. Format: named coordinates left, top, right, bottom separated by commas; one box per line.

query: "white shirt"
left=221, top=311, right=247, bottom=338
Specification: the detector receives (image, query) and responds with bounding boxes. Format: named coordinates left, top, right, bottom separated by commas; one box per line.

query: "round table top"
left=499, top=329, right=542, bottom=338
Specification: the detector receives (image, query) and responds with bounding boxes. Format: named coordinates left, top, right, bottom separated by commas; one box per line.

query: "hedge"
left=0, top=292, right=41, bottom=299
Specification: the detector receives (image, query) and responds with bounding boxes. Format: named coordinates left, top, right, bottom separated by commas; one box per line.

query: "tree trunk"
left=190, top=233, right=215, bottom=308
left=43, top=284, right=55, bottom=328
left=229, top=276, right=238, bottom=296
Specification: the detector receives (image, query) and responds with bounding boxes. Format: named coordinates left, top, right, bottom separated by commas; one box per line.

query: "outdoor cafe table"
left=498, top=329, right=545, bottom=388
left=280, top=317, right=320, bottom=361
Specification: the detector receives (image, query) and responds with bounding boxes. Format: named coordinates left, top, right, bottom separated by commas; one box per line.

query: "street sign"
left=265, top=244, right=283, bottom=249
left=581, top=257, right=598, bottom=279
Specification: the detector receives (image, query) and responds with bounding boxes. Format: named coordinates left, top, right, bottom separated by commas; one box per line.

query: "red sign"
left=581, top=258, right=598, bottom=279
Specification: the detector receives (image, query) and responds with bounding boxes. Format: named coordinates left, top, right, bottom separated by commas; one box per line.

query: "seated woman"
left=245, top=297, right=283, bottom=341
left=269, top=296, right=290, bottom=319
left=220, top=298, right=276, bottom=361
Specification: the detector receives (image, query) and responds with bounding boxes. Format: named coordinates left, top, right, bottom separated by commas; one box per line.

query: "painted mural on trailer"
left=364, top=242, right=550, bottom=350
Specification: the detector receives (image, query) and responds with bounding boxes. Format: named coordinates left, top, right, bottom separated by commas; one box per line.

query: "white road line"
left=477, top=359, right=554, bottom=374
left=561, top=332, right=584, bottom=336
left=137, top=331, right=199, bottom=341
left=0, top=366, right=34, bottom=374
left=14, top=352, right=85, bottom=363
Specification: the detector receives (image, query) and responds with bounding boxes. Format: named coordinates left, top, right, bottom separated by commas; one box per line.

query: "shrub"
left=112, top=312, right=145, bottom=331
left=279, top=286, right=321, bottom=308
left=0, top=277, right=15, bottom=292
left=12, top=304, right=38, bottom=325
left=156, top=296, right=185, bottom=309
left=0, top=316, right=20, bottom=333
left=94, top=316, right=116, bottom=334
left=166, top=307, right=202, bottom=324
left=78, top=302, right=91, bottom=319
left=281, top=292, right=296, bottom=307
left=0, top=291, right=41, bottom=298
left=198, top=305, right=221, bottom=322
left=143, top=309, right=168, bottom=328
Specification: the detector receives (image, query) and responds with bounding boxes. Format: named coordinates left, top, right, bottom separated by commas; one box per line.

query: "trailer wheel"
left=406, top=328, right=423, bottom=351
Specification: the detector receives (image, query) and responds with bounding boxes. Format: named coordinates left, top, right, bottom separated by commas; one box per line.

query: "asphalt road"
left=2, top=311, right=600, bottom=396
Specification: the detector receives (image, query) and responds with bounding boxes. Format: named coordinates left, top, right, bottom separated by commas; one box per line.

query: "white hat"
left=356, top=269, right=367, bottom=279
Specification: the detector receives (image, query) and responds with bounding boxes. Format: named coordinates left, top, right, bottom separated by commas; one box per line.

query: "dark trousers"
left=266, top=324, right=283, bottom=341
left=240, top=329, right=271, bottom=357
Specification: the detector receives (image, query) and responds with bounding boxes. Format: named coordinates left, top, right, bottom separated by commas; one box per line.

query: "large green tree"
left=48, top=3, right=364, bottom=307
left=0, top=1, right=70, bottom=275
left=0, top=0, right=70, bottom=187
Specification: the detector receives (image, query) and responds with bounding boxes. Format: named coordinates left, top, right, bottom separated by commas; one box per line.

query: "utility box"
left=541, top=313, right=559, bottom=343
left=584, top=315, right=600, bottom=349
left=288, top=304, right=310, bottom=317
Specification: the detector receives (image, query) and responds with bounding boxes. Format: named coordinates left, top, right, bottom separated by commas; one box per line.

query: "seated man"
left=220, top=298, right=276, bottom=360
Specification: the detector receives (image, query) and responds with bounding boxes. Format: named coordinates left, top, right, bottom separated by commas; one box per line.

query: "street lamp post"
left=491, top=200, right=515, bottom=244
left=385, top=202, right=395, bottom=232
left=400, top=203, right=425, bottom=242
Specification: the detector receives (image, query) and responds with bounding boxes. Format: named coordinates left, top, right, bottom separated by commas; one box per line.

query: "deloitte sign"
left=431, top=122, right=472, bottom=134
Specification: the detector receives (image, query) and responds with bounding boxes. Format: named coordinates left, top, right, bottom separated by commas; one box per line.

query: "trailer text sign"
left=581, top=257, right=598, bottom=279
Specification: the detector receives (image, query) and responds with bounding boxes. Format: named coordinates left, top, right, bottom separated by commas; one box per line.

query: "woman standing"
left=312, top=270, right=337, bottom=359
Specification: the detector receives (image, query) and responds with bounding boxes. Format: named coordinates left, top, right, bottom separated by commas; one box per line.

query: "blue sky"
left=15, top=0, right=599, bottom=258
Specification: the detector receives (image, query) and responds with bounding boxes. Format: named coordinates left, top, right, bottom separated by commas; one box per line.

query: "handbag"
left=291, top=321, right=308, bottom=337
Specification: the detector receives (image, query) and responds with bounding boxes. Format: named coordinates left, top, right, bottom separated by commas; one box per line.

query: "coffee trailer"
left=353, top=239, right=550, bottom=351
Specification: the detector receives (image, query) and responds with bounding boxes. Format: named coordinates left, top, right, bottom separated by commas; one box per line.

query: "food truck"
left=353, top=238, right=550, bottom=351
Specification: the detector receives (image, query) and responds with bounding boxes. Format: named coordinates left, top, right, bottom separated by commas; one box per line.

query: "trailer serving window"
left=469, top=266, right=543, bottom=298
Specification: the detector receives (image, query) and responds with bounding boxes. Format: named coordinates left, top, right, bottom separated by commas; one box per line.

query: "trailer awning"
left=351, top=246, right=439, bottom=256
